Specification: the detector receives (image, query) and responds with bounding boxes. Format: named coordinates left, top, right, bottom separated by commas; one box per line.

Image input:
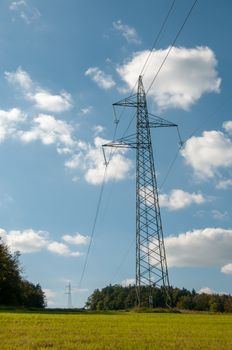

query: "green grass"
left=0, top=311, right=231, bottom=349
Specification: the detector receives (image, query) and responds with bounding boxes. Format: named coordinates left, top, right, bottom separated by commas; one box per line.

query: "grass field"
left=0, top=311, right=231, bottom=349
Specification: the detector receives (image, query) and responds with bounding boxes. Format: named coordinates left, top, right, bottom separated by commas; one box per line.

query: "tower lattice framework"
left=104, top=76, right=177, bottom=306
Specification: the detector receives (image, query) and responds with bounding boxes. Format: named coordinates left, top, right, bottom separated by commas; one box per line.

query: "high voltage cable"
left=146, top=0, right=198, bottom=95
left=78, top=121, right=120, bottom=287
left=78, top=167, right=108, bottom=287
left=114, top=0, right=197, bottom=156
left=141, top=0, right=176, bottom=77
left=185, top=94, right=232, bottom=142
left=115, top=0, right=177, bottom=126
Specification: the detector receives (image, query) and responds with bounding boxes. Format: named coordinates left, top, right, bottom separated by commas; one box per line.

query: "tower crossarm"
left=103, top=134, right=138, bottom=149
left=113, top=94, right=137, bottom=108
left=147, top=113, right=178, bottom=129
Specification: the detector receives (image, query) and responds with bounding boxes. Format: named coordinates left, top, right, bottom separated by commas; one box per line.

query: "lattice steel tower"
left=104, top=76, right=177, bottom=307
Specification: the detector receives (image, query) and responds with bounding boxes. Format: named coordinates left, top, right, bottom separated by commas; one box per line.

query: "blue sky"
left=0, top=0, right=232, bottom=307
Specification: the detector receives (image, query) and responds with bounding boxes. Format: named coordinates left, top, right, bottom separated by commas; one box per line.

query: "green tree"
left=0, top=241, right=45, bottom=308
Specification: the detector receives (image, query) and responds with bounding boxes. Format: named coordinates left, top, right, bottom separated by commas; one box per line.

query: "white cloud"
left=0, top=108, right=26, bottom=142
left=113, top=20, right=141, bottom=44
left=5, top=67, right=72, bottom=113
left=121, top=278, right=135, bottom=287
left=43, top=288, right=56, bottom=299
left=181, top=130, right=232, bottom=180
left=62, top=233, right=90, bottom=245
left=211, top=210, right=228, bottom=220
left=0, top=228, right=84, bottom=257
left=223, top=120, right=232, bottom=134
left=117, top=46, right=221, bottom=110
left=221, top=263, right=232, bottom=275
left=19, top=114, right=75, bottom=151
left=159, top=189, right=206, bottom=210
left=80, top=106, right=93, bottom=115
left=28, top=90, right=72, bottom=113
left=165, top=228, right=232, bottom=267
left=43, top=288, right=56, bottom=307
left=93, top=125, right=105, bottom=135
left=47, top=242, right=71, bottom=255
left=84, top=137, right=132, bottom=185
left=198, top=287, right=215, bottom=295
left=0, top=228, right=48, bottom=253
left=65, top=136, right=132, bottom=185
left=216, top=178, right=232, bottom=189
left=5, top=66, right=32, bottom=90
left=65, top=154, right=82, bottom=169
left=9, top=0, right=41, bottom=24
left=198, top=287, right=227, bottom=295
left=47, top=241, right=83, bottom=257
left=85, top=67, right=116, bottom=90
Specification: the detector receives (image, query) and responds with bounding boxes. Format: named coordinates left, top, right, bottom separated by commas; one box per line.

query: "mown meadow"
left=0, top=311, right=232, bottom=349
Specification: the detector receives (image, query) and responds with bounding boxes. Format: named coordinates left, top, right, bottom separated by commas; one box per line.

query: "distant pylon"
left=103, top=76, right=178, bottom=307
left=65, top=281, right=72, bottom=308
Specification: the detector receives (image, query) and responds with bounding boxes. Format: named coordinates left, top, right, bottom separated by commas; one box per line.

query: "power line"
left=78, top=166, right=107, bottom=287
left=141, top=0, right=177, bottom=77
left=146, top=0, right=198, bottom=94
left=185, top=94, right=232, bottom=142
left=78, top=108, right=121, bottom=287
left=115, top=0, right=177, bottom=127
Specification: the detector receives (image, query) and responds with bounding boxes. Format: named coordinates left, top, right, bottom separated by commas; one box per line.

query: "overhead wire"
left=78, top=167, right=108, bottom=287
left=140, top=0, right=177, bottom=77
left=158, top=93, right=232, bottom=191
left=146, top=0, right=198, bottom=94
left=78, top=118, right=120, bottom=287
left=114, top=0, right=177, bottom=128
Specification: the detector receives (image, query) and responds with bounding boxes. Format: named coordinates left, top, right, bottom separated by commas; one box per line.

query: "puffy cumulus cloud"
left=121, top=278, right=135, bottom=287
left=113, top=20, right=141, bottom=44
left=198, top=287, right=215, bottom=295
left=85, top=67, right=116, bottom=90
left=27, top=90, right=72, bottom=113
left=0, top=228, right=48, bottom=253
left=84, top=137, right=132, bottom=185
left=198, top=287, right=228, bottom=295
left=93, top=125, right=105, bottom=135
left=223, top=120, right=232, bottom=134
left=65, top=136, right=133, bottom=185
left=80, top=106, right=93, bottom=116
left=62, top=233, right=90, bottom=245
left=5, top=67, right=72, bottom=113
left=0, top=108, right=26, bottom=142
left=19, top=114, right=75, bottom=152
left=165, top=228, right=232, bottom=268
left=5, top=66, right=32, bottom=90
left=159, top=189, right=206, bottom=210
left=0, top=228, right=84, bottom=257
left=221, top=263, right=232, bottom=275
left=47, top=241, right=82, bottom=257
left=181, top=130, right=232, bottom=180
left=43, top=288, right=56, bottom=306
left=216, top=178, right=232, bottom=190
left=117, top=46, right=221, bottom=110
left=9, top=0, right=41, bottom=24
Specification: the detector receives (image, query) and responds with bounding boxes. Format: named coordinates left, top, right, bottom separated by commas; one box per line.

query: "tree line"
left=86, top=284, right=232, bottom=312
left=0, top=241, right=45, bottom=308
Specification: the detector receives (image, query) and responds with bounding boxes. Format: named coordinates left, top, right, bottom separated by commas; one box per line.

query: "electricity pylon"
left=65, top=281, right=72, bottom=308
left=104, top=76, right=177, bottom=307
